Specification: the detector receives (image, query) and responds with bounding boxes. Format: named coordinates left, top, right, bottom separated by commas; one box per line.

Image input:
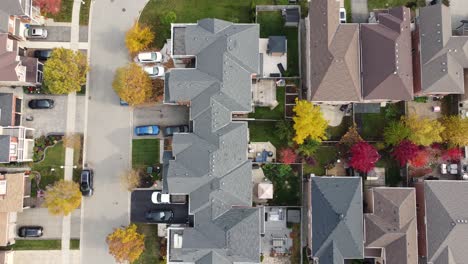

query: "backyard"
left=355, top=102, right=405, bottom=141
left=249, top=86, right=285, bottom=120
left=249, top=121, right=287, bottom=150
left=135, top=224, right=165, bottom=264
left=132, top=139, right=160, bottom=169
left=327, top=116, right=353, bottom=141
left=303, top=146, right=338, bottom=176
left=262, top=164, right=301, bottom=206
left=257, top=11, right=299, bottom=76
left=368, top=0, right=425, bottom=10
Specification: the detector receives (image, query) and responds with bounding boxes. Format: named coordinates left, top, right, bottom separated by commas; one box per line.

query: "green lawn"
left=249, top=121, right=287, bottom=150
left=140, top=0, right=276, bottom=48
left=303, top=146, right=338, bottom=176
left=368, top=0, right=425, bottom=10
left=257, top=11, right=299, bottom=76
left=249, top=87, right=285, bottom=120
left=135, top=224, right=163, bottom=264
left=355, top=103, right=405, bottom=141
left=262, top=164, right=301, bottom=206
left=31, top=142, right=66, bottom=196
left=132, top=139, right=160, bottom=169
left=70, top=239, right=80, bottom=249
left=45, top=0, right=91, bottom=25
left=12, top=240, right=61, bottom=250
left=344, top=0, right=352, bottom=22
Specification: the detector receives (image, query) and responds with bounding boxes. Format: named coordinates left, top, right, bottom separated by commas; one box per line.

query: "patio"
left=259, top=38, right=287, bottom=77
left=407, top=98, right=442, bottom=119
left=320, top=105, right=345, bottom=127
left=262, top=207, right=293, bottom=260
left=253, top=79, right=278, bottom=109
left=248, top=142, right=277, bottom=163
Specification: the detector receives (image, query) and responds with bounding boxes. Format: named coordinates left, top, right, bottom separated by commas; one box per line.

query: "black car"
left=163, top=125, right=189, bottom=136
left=28, top=99, right=54, bottom=109
left=80, top=169, right=93, bottom=197
left=33, top=49, right=53, bottom=60
left=145, top=210, right=174, bottom=223
left=18, top=226, right=43, bottom=238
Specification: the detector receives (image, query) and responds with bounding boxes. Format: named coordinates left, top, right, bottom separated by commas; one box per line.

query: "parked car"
left=441, top=163, right=447, bottom=174
left=18, top=226, right=43, bottom=237
left=80, top=169, right=94, bottom=197
left=24, top=28, right=48, bottom=39
left=135, top=52, right=162, bottom=63
left=144, top=66, right=165, bottom=78
left=28, top=99, right=54, bottom=109
left=339, top=8, right=346, bottom=23
left=134, top=125, right=160, bottom=136
left=34, top=49, right=53, bottom=60
left=145, top=210, right=174, bottom=223
left=163, top=125, right=189, bottom=136
left=151, top=191, right=170, bottom=204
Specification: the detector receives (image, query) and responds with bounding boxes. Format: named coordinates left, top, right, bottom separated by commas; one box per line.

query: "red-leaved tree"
left=391, top=140, right=420, bottom=167
left=34, top=0, right=62, bottom=15
left=279, top=148, right=297, bottom=164
left=349, top=142, right=380, bottom=173
left=409, top=149, right=429, bottom=168
left=442, top=148, right=462, bottom=162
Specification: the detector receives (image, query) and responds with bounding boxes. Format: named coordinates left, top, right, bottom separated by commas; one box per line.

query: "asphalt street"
left=130, top=191, right=190, bottom=224
left=80, top=0, right=149, bottom=263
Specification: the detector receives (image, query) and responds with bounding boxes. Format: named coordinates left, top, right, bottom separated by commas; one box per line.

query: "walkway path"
left=351, top=0, right=368, bottom=23
left=61, top=0, right=82, bottom=263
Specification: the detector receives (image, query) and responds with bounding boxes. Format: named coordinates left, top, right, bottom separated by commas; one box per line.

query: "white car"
left=144, top=66, right=165, bottom=78
left=441, top=163, right=447, bottom=174
left=339, top=8, right=346, bottom=23
left=24, top=28, right=48, bottom=39
left=151, top=191, right=170, bottom=204
left=135, top=52, right=162, bottom=63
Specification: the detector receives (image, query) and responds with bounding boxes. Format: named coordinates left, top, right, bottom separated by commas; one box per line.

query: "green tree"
left=440, top=115, right=468, bottom=146
left=403, top=115, right=445, bottom=146
left=383, top=120, right=411, bottom=146
left=43, top=48, right=89, bottom=94
left=292, top=99, right=328, bottom=144
left=276, top=120, right=294, bottom=146
left=161, top=11, right=177, bottom=25
left=125, top=22, right=155, bottom=54
left=297, top=139, right=320, bottom=157
left=106, top=224, right=145, bottom=263
left=112, top=63, right=153, bottom=106
left=44, top=180, right=82, bottom=216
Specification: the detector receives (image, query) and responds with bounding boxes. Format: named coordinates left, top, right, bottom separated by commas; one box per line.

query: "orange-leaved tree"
left=112, top=62, right=153, bottom=106
left=125, top=22, right=154, bottom=54
left=292, top=99, right=328, bottom=145
left=106, top=224, right=145, bottom=263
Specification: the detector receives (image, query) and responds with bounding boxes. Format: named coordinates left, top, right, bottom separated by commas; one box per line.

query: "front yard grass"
left=140, top=0, right=276, bottom=48
left=262, top=164, right=301, bottom=206
left=132, top=139, right=160, bottom=169
left=257, top=11, right=299, bottom=76
left=249, top=121, right=287, bottom=150
left=368, top=0, right=425, bottom=10
left=249, top=86, right=285, bottom=120
left=70, top=239, right=80, bottom=249
left=135, top=224, right=163, bottom=264
left=303, top=146, right=338, bottom=176
left=11, top=240, right=61, bottom=250
left=45, top=0, right=91, bottom=25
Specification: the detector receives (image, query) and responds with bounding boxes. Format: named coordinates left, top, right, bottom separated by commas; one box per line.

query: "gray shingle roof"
left=418, top=4, right=468, bottom=94
left=164, top=19, right=260, bottom=264
left=424, top=181, right=468, bottom=264
left=364, top=188, right=418, bottom=264
left=311, top=176, right=364, bottom=263
left=0, top=93, right=13, bottom=127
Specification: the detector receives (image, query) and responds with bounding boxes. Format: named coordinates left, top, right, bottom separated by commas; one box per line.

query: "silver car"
left=144, top=66, right=165, bottom=78
left=24, top=28, right=48, bottom=39
left=135, top=52, right=162, bottom=63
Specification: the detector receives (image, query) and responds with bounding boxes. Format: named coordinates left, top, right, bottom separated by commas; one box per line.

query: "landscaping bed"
left=262, top=164, right=301, bottom=206
left=249, top=86, right=285, bottom=120
left=135, top=224, right=166, bottom=264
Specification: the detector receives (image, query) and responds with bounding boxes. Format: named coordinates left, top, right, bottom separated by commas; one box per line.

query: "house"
left=0, top=33, right=43, bottom=87
left=0, top=172, right=32, bottom=247
left=0, top=93, right=22, bottom=127
left=415, top=181, right=468, bottom=264
left=306, top=176, right=364, bottom=263
left=304, top=0, right=413, bottom=103
left=414, top=4, right=468, bottom=96
left=164, top=19, right=261, bottom=263
left=267, top=36, right=287, bottom=56
left=0, top=0, right=42, bottom=39
left=0, top=252, right=13, bottom=264
left=364, top=187, right=418, bottom=264
left=283, top=7, right=300, bottom=27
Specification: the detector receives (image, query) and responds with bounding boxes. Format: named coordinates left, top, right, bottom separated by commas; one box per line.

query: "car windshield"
left=153, top=67, right=159, bottom=75
left=156, top=193, right=161, bottom=202
left=151, top=53, right=157, bottom=60
left=37, top=101, right=49, bottom=107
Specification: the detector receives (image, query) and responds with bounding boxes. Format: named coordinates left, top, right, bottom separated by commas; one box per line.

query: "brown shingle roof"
left=0, top=213, right=9, bottom=246
left=361, top=7, right=413, bottom=100
left=307, top=0, right=361, bottom=102
left=0, top=173, right=25, bottom=213
left=364, top=187, right=418, bottom=264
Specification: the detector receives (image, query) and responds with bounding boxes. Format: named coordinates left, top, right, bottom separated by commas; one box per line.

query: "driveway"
left=16, top=208, right=80, bottom=239
left=13, top=250, right=80, bottom=264
left=81, top=0, right=149, bottom=263
left=351, top=0, right=368, bottom=23
left=133, top=104, right=189, bottom=127
left=28, top=26, right=88, bottom=42
left=22, top=94, right=85, bottom=137
left=130, top=191, right=190, bottom=224
left=449, top=0, right=468, bottom=31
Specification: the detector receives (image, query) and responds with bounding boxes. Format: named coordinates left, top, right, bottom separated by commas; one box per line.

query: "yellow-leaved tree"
left=125, top=22, right=154, bottom=54
left=292, top=99, right=328, bottom=144
left=43, top=48, right=89, bottom=94
left=112, top=63, right=153, bottom=106
left=403, top=115, right=445, bottom=146
left=106, top=224, right=145, bottom=263
left=44, top=180, right=82, bottom=216
left=440, top=115, right=468, bottom=146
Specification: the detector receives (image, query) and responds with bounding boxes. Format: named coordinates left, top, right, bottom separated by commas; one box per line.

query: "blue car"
left=135, top=125, right=160, bottom=136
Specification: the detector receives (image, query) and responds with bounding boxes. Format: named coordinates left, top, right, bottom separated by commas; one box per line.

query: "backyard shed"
left=283, top=7, right=300, bottom=27
left=258, top=182, right=274, bottom=199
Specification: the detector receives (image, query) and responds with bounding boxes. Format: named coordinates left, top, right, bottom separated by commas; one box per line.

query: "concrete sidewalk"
left=20, top=41, right=89, bottom=49
left=16, top=208, right=81, bottom=239
left=14, top=250, right=80, bottom=264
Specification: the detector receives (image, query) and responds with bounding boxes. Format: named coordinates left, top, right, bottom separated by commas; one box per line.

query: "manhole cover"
left=122, top=8, right=126, bottom=12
